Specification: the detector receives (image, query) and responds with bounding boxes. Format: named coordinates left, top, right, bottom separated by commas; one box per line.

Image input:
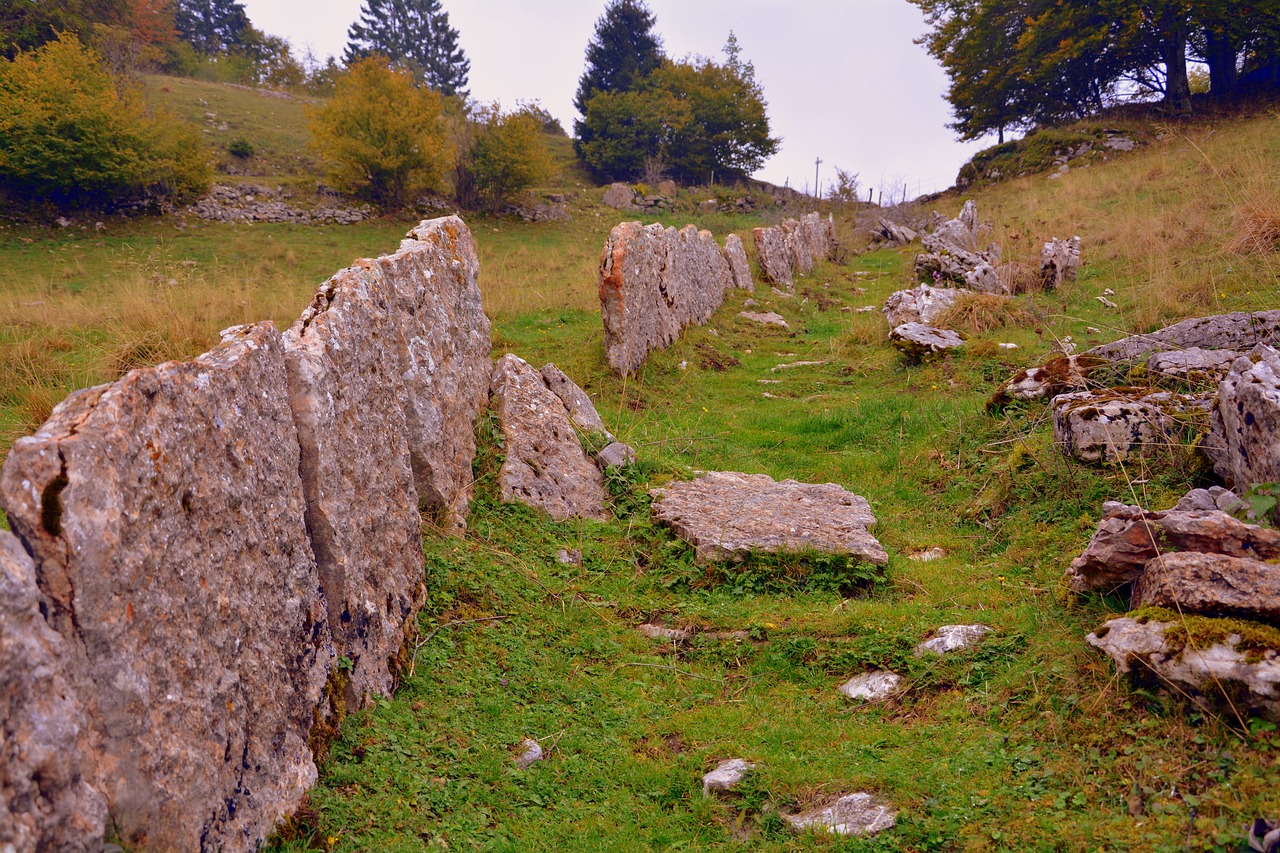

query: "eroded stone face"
left=838, top=670, right=903, bottom=702
left=753, top=225, right=793, bottom=288
left=0, top=531, right=106, bottom=853
left=0, top=323, right=332, bottom=852
left=540, top=363, right=610, bottom=436
left=702, top=759, right=754, bottom=797
left=889, top=322, right=964, bottom=362
left=649, top=471, right=887, bottom=565
left=723, top=233, right=753, bottom=290
left=285, top=264, right=425, bottom=713
left=786, top=792, right=897, bottom=837
left=1088, top=310, right=1280, bottom=362
left=1133, top=551, right=1280, bottom=624
left=882, top=285, right=964, bottom=328
left=490, top=354, right=607, bottom=521
left=1050, top=389, right=1204, bottom=464
left=1040, top=236, right=1081, bottom=290
left=1211, top=346, right=1280, bottom=490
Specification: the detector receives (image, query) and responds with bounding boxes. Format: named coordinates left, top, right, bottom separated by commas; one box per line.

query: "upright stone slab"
left=0, top=531, right=106, bottom=853
left=285, top=265, right=425, bottom=711
left=0, top=323, right=332, bottom=852
left=753, top=225, right=793, bottom=288
left=490, top=354, right=607, bottom=521
left=667, top=224, right=733, bottom=327
left=541, top=363, right=610, bottom=436
left=1040, top=236, right=1081, bottom=290
left=723, top=233, right=753, bottom=290
left=1211, top=346, right=1280, bottom=490
left=781, top=218, right=815, bottom=275
left=381, top=217, right=492, bottom=533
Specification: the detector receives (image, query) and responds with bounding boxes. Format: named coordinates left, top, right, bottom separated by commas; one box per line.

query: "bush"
left=308, top=56, right=449, bottom=208
left=0, top=34, right=211, bottom=208
left=227, top=138, right=254, bottom=159
left=462, top=105, right=552, bottom=213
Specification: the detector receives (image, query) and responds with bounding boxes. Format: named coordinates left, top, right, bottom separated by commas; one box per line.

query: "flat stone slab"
left=838, top=670, right=904, bottom=702
left=890, top=323, right=964, bottom=362
left=702, top=759, right=754, bottom=797
left=786, top=792, right=897, bottom=836
left=638, top=624, right=692, bottom=642
left=1133, top=551, right=1280, bottom=624
left=738, top=310, right=789, bottom=328
left=916, top=625, right=991, bottom=656
left=1088, top=310, right=1280, bottom=362
left=649, top=471, right=886, bottom=564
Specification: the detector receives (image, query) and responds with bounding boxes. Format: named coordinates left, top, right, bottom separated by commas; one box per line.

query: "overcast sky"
left=238, top=0, right=991, bottom=197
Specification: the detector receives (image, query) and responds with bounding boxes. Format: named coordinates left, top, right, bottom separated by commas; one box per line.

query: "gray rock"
left=702, top=759, right=754, bottom=797
left=1133, top=551, right=1280, bottom=624
left=889, top=323, right=964, bottom=362
left=723, top=233, right=753, bottom=290
left=786, top=792, right=897, bottom=837
left=738, top=310, right=789, bottom=329
left=916, top=625, right=991, bottom=655
left=602, top=183, right=637, bottom=210
left=1040, top=236, right=1081, bottom=290
left=838, top=670, right=904, bottom=702
left=1088, top=617, right=1280, bottom=722
left=872, top=218, right=918, bottom=247
left=286, top=263, right=426, bottom=713
left=540, top=363, right=610, bottom=436
left=914, top=200, right=1001, bottom=287
left=882, top=285, right=964, bottom=328
left=1050, top=389, right=1204, bottom=464
left=753, top=224, right=793, bottom=288
left=556, top=548, right=583, bottom=566
left=1173, top=487, right=1243, bottom=514
left=649, top=471, right=887, bottom=565
left=782, top=217, right=815, bottom=276
left=963, top=260, right=1004, bottom=294
left=1147, top=347, right=1240, bottom=382
left=596, top=441, right=636, bottom=469
left=1088, top=310, right=1280, bottom=362
left=2, top=323, right=333, bottom=851
left=988, top=354, right=1103, bottom=409
left=0, top=531, right=107, bottom=853
left=515, top=738, right=544, bottom=768
left=490, top=354, right=607, bottom=521
left=1211, top=346, right=1280, bottom=489
left=924, top=200, right=983, bottom=254
left=1103, top=135, right=1136, bottom=151
left=638, top=624, right=692, bottom=642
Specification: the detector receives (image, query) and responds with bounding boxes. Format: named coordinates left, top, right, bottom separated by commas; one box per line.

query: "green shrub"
left=308, top=56, right=449, bottom=209
left=0, top=34, right=211, bottom=208
left=460, top=106, right=551, bottom=213
left=227, top=138, right=254, bottom=159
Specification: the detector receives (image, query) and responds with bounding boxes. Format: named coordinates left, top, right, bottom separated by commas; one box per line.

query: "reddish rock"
left=1133, top=551, right=1280, bottom=624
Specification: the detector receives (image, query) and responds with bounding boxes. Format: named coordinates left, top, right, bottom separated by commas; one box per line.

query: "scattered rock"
left=1050, top=389, right=1205, bottom=464
left=1088, top=310, right=1280, bottom=363
left=602, top=183, right=638, bottom=210
left=638, top=624, right=692, bottom=642
left=914, top=200, right=1003, bottom=290
left=702, top=759, right=754, bottom=797
left=907, top=547, right=946, bottom=562
left=882, top=284, right=964, bottom=328
left=838, top=670, right=904, bottom=702
left=556, top=548, right=583, bottom=566
left=916, top=625, right=991, bottom=655
left=1088, top=617, right=1280, bottom=722
left=649, top=471, right=887, bottom=565
left=596, top=441, right=637, bottom=469
left=1209, top=346, right=1280, bottom=490
left=184, top=183, right=370, bottom=225
left=772, top=360, right=825, bottom=371
left=515, top=739, right=544, bottom=769
left=1174, top=487, right=1244, bottom=514
left=987, top=354, right=1104, bottom=410
left=785, top=792, right=897, bottom=837
left=723, top=233, right=753, bottom=290
left=871, top=218, right=918, bottom=247
left=1040, top=236, right=1081, bottom=290
left=1132, top=552, right=1280, bottom=624
left=890, top=323, right=964, bottom=362
left=540, top=363, right=610, bottom=437
left=738, top=311, right=789, bottom=328
left=1147, top=347, right=1240, bottom=383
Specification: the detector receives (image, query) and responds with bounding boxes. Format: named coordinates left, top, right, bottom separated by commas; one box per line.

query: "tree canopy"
left=174, top=0, right=248, bottom=55
left=343, top=0, right=470, bottom=96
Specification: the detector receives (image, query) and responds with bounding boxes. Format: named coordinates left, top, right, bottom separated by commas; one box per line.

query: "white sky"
left=238, top=0, right=992, bottom=197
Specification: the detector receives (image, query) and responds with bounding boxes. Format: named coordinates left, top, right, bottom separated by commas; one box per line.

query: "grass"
left=5, top=77, right=1280, bottom=849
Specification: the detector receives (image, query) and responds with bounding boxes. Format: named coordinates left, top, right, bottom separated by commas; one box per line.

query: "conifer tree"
left=343, top=0, right=470, bottom=97
left=573, top=0, right=663, bottom=160
left=174, top=0, right=248, bottom=55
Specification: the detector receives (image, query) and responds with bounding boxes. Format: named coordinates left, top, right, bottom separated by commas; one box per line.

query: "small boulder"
left=515, top=739, right=544, bottom=769
left=702, top=759, right=754, bottom=797
left=786, top=792, right=897, bottom=837
left=838, top=670, right=904, bottom=702
left=602, top=183, right=637, bottom=210
left=882, top=285, right=964, bottom=328
left=1040, top=236, right=1081, bottom=290
left=890, top=323, right=964, bottom=362
left=916, top=625, right=991, bottom=656
left=1132, top=551, right=1280, bottom=625
left=596, top=441, right=637, bottom=469
left=738, top=311, right=789, bottom=329
left=1210, top=346, right=1280, bottom=490
left=1050, top=389, right=1204, bottom=464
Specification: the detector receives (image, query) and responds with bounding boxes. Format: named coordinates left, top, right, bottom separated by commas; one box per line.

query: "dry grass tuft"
left=1226, top=197, right=1280, bottom=254
left=995, top=261, right=1042, bottom=294
left=935, top=293, right=1034, bottom=334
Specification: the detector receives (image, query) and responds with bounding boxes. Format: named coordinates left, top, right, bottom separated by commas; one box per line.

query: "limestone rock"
left=1147, top=347, right=1240, bottom=383
left=1133, top=552, right=1280, bottom=624
left=1088, top=310, right=1280, bottom=362
left=638, top=624, right=692, bottom=642
left=515, top=738, right=544, bottom=769
left=596, top=441, right=636, bottom=469
left=924, top=200, right=983, bottom=254
left=753, top=225, right=793, bottom=288
left=882, top=285, right=964, bottom=328
left=786, top=792, right=897, bottom=837
left=540, top=363, right=610, bottom=436
left=603, top=182, right=637, bottom=210
left=723, top=233, right=753, bottom=290
left=1088, top=617, right=1280, bottom=722
left=392, top=217, right=493, bottom=533
left=871, top=218, right=918, bottom=247
left=0, top=531, right=107, bottom=853
left=987, top=354, right=1104, bottom=411
left=963, top=261, right=1004, bottom=294
left=1173, top=487, right=1243, bottom=514
left=286, top=263, right=426, bottom=714
left=914, top=200, right=1001, bottom=287
left=1211, top=346, right=1280, bottom=490
left=702, top=759, right=754, bottom=797
left=649, top=471, right=887, bottom=565
left=490, top=354, right=607, bottom=521
left=890, top=323, right=964, bottom=362
left=738, top=310, right=789, bottom=328
left=916, top=625, right=991, bottom=656
left=1040, top=236, right=1081, bottom=290
left=2, top=323, right=333, bottom=851
left=1050, top=389, right=1203, bottom=464
left=838, top=670, right=904, bottom=702
left=782, top=217, right=815, bottom=276
left=1065, top=501, right=1280, bottom=593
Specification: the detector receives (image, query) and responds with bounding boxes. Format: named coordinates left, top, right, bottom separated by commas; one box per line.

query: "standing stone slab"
left=782, top=218, right=815, bottom=275
left=385, top=217, right=492, bottom=534
left=723, top=233, right=753, bottom=290
left=285, top=265, right=425, bottom=712
left=540, top=363, right=610, bottom=436
left=668, top=224, right=734, bottom=328
left=753, top=225, right=793, bottom=288
left=0, top=531, right=106, bottom=853
left=650, top=471, right=887, bottom=565
left=1040, top=236, right=1081, bottom=290
left=0, top=323, right=332, bottom=852
left=1211, top=346, right=1280, bottom=490
left=490, top=354, right=607, bottom=521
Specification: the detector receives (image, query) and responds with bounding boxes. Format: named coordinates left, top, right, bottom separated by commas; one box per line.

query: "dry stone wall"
left=752, top=212, right=837, bottom=289
left=0, top=217, right=492, bottom=851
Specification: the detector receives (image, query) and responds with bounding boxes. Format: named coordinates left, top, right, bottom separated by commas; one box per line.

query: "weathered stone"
left=596, top=441, right=636, bottom=469
left=1050, top=389, right=1203, bottom=464
left=515, top=738, right=544, bottom=769
left=1210, top=346, right=1280, bottom=490
left=649, top=471, right=887, bottom=565
left=1040, top=236, right=1081, bottom=290
left=723, top=233, right=753, bottom=290
left=0, top=531, right=106, bottom=853
left=738, top=310, right=789, bottom=328
left=890, top=322, right=964, bottom=362
left=782, top=217, right=815, bottom=276
left=2, top=323, right=333, bottom=851
left=914, top=200, right=1001, bottom=287
left=907, top=547, right=946, bottom=561
left=872, top=218, right=918, bottom=247
left=490, top=354, right=607, bottom=521
left=392, top=217, right=492, bottom=533
left=602, top=182, right=637, bottom=210
left=556, top=548, right=583, bottom=566
left=987, top=354, right=1104, bottom=410
left=1173, top=486, right=1243, bottom=514
left=786, top=792, right=897, bottom=837
left=963, top=260, right=1004, bottom=294
left=916, top=625, right=991, bottom=656
left=924, top=199, right=982, bottom=254
left=753, top=225, right=793, bottom=288
left=1147, top=347, right=1240, bottom=382
left=702, top=759, right=754, bottom=797
left=1065, top=501, right=1280, bottom=593
left=1133, top=552, right=1280, bottom=624
left=540, top=363, right=610, bottom=436
left=1088, top=617, right=1280, bottom=722
left=1088, top=310, right=1280, bottom=362
left=838, top=670, right=904, bottom=702
left=598, top=222, right=732, bottom=376
left=638, top=624, right=692, bottom=642
left=882, top=285, right=964, bottom=328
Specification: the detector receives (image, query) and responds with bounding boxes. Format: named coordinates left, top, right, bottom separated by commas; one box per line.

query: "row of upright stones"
left=0, top=217, right=492, bottom=852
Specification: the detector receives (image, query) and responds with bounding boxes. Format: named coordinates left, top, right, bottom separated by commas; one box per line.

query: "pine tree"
left=573, top=0, right=663, bottom=116
left=343, top=0, right=470, bottom=97
left=174, top=0, right=248, bottom=55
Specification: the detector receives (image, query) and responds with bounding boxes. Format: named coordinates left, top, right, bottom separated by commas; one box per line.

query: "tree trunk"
left=1162, top=17, right=1192, bottom=114
left=1204, top=29, right=1239, bottom=98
